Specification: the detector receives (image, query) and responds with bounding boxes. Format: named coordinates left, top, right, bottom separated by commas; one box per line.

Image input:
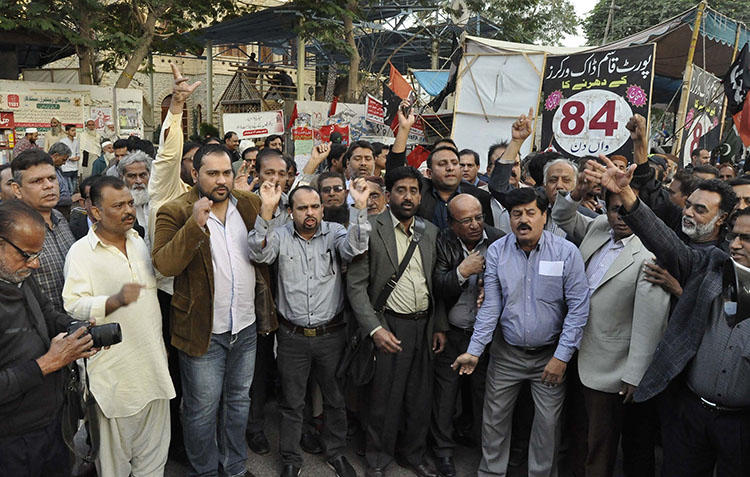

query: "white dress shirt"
left=206, top=197, right=256, bottom=334
left=59, top=136, right=80, bottom=173
left=585, top=232, right=635, bottom=292
left=62, top=226, right=175, bottom=418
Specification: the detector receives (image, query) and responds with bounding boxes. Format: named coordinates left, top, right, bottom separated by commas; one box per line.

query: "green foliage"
left=462, top=0, right=579, bottom=44
left=199, top=123, right=220, bottom=139
left=584, top=0, right=750, bottom=46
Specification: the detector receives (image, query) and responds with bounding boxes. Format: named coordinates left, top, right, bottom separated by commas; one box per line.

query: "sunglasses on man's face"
left=321, top=185, right=345, bottom=194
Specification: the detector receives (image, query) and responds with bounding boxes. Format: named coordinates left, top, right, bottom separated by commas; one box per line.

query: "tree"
left=584, top=0, right=749, bottom=46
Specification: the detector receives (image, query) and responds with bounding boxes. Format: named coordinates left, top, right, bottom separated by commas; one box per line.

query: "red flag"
left=388, top=63, right=413, bottom=100
left=329, top=96, right=339, bottom=117
left=407, top=145, right=429, bottom=168
left=734, top=97, right=750, bottom=146
left=286, top=104, right=298, bottom=129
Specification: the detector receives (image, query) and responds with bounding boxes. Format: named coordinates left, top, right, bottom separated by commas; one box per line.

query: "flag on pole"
left=383, top=82, right=402, bottom=133
left=329, top=96, right=339, bottom=117
left=428, top=33, right=463, bottom=112
left=287, top=103, right=298, bottom=129
left=388, top=63, right=413, bottom=100
left=723, top=43, right=750, bottom=146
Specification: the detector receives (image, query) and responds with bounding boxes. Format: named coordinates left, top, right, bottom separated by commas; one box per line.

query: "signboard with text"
left=0, top=92, right=85, bottom=128
left=681, top=65, right=724, bottom=161
left=541, top=44, right=656, bottom=159
left=223, top=110, right=284, bottom=139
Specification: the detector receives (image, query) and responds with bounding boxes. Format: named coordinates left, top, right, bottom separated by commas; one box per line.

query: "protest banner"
left=223, top=110, right=284, bottom=139
left=541, top=44, right=656, bottom=159
left=681, top=65, right=724, bottom=161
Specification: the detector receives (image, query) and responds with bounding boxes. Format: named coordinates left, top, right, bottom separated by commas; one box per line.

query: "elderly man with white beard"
left=117, top=150, right=152, bottom=248
left=43, top=117, right=65, bottom=153
left=102, top=121, right=119, bottom=143
left=80, top=119, right=102, bottom=179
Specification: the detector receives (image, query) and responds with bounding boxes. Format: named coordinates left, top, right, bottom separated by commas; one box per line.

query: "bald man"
left=431, top=194, right=504, bottom=477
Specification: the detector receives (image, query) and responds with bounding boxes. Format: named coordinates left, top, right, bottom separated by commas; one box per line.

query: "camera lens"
left=89, top=323, right=122, bottom=348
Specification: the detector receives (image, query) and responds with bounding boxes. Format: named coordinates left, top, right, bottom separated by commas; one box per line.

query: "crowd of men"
left=0, top=62, right=748, bottom=477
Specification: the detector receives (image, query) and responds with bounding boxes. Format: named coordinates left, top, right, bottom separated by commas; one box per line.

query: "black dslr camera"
left=66, top=320, right=122, bottom=348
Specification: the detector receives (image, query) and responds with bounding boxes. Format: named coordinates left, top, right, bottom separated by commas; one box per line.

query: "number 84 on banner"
left=552, top=89, right=634, bottom=157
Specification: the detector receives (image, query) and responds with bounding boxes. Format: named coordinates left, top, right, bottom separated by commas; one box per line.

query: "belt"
left=278, top=313, right=345, bottom=337
left=697, top=395, right=750, bottom=414
left=384, top=309, right=429, bottom=320
left=449, top=323, right=474, bottom=336
left=510, top=342, right=556, bottom=355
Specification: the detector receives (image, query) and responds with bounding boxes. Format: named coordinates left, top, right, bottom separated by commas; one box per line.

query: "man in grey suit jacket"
left=347, top=166, right=446, bottom=477
left=588, top=157, right=750, bottom=477
left=552, top=187, right=669, bottom=477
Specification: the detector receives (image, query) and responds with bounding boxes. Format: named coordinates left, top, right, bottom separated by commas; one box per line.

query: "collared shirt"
left=43, top=132, right=66, bottom=152
left=12, top=137, right=39, bottom=155
left=431, top=185, right=461, bottom=230
left=135, top=203, right=150, bottom=250
left=686, top=296, right=750, bottom=407
left=467, top=230, right=589, bottom=362
left=450, top=232, right=489, bottom=329
left=248, top=207, right=370, bottom=326
left=59, top=136, right=80, bottom=172
left=62, top=226, right=175, bottom=418
left=585, top=232, right=634, bottom=292
left=33, top=209, right=75, bottom=312
left=386, top=211, right=430, bottom=314
left=206, top=197, right=256, bottom=335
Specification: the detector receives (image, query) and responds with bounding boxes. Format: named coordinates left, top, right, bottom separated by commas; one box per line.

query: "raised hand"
left=626, top=114, right=647, bottom=143
left=312, top=143, right=331, bottom=163
left=170, top=63, right=202, bottom=112
left=397, top=99, right=416, bottom=130
left=258, top=181, right=283, bottom=220
left=192, top=197, right=213, bottom=228
left=349, top=177, right=371, bottom=210
left=584, top=154, right=636, bottom=194
left=234, top=162, right=252, bottom=193
left=511, top=107, right=535, bottom=142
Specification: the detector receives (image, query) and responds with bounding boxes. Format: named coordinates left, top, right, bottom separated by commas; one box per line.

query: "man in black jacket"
left=0, top=200, right=96, bottom=476
left=431, top=194, right=504, bottom=477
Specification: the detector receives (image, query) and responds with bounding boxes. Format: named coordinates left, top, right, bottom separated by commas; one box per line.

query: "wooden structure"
left=217, top=63, right=297, bottom=114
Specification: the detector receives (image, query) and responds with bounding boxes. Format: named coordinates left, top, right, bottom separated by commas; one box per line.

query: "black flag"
left=383, top=81, right=401, bottom=133
left=723, top=43, right=750, bottom=116
left=428, top=33, right=463, bottom=112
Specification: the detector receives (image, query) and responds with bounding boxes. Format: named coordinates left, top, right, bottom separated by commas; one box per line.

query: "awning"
left=412, top=70, right=449, bottom=96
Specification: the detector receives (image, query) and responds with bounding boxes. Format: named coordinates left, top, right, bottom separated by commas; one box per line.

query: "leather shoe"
left=246, top=431, right=270, bottom=455
left=435, top=456, right=456, bottom=477
left=280, top=464, right=301, bottom=477
left=404, top=461, right=439, bottom=477
left=365, top=467, right=385, bottom=477
left=300, top=431, right=324, bottom=454
left=327, top=455, right=357, bottom=477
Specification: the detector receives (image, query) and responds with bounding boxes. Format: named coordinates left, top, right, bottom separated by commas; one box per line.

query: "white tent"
left=452, top=35, right=589, bottom=170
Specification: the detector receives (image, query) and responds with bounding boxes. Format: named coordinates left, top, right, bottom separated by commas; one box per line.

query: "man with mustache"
left=386, top=104, right=493, bottom=230
left=588, top=156, right=750, bottom=476
left=43, top=117, right=65, bottom=153
left=343, top=140, right=376, bottom=182
left=153, top=143, right=275, bottom=477
left=62, top=176, right=174, bottom=476
left=0, top=200, right=96, bottom=477
left=453, top=186, right=589, bottom=477
left=248, top=179, right=371, bottom=477
left=11, top=149, right=75, bottom=312
left=117, top=150, right=152, bottom=247
left=347, top=166, right=445, bottom=477
left=13, top=128, right=40, bottom=155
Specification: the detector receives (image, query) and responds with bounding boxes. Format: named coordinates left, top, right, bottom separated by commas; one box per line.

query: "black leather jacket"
left=433, top=225, right=505, bottom=313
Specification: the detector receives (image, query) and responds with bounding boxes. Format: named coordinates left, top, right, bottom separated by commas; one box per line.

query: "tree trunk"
left=76, top=6, right=93, bottom=84
left=343, top=0, right=360, bottom=102
left=114, top=9, right=160, bottom=89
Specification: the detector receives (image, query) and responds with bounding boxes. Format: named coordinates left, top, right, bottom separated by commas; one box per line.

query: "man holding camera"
left=0, top=200, right=97, bottom=476
left=62, top=176, right=174, bottom=476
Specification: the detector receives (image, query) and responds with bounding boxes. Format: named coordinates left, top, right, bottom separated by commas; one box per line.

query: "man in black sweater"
left=0, top=200, right=96, bottom=476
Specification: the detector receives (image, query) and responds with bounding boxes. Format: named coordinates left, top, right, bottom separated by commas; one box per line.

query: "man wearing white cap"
left=43, top=117, right=65, bottom=153
left=93, top=140, right=114, bottom=176
left=13, top=128, right=40, bottom=155
left=80, top=119, right=102, bottom=178
left=102, top=120, right=119, bottom=143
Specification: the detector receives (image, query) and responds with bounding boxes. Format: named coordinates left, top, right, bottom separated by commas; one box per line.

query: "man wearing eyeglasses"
left=589, top=156, right=750, bottom=476
left=431, top=194, right=504, bottom=477
left=317, top=171, right=349, bottom=227
left=552, top=180, right=670, bottom=477
left=10, top=149, right=76, bottom=312
left=0, top=200, right=96, bottom=476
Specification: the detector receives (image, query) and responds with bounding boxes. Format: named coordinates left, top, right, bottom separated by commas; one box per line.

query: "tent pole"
left=673, top=1, right=706, bottom=165
left=431, top=39, right=439, bottom=70
left=206, top=40, right=213, bottom=125
left=297, top=34, right=305, bottom=101
left=718, top=23, right=742, bottom=143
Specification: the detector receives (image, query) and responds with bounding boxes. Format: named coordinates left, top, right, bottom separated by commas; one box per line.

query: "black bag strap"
left=374, top=216, right=426, bottom=313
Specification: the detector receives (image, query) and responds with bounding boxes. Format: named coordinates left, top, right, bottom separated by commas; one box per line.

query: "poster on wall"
left=118, top=108, right=140, bottom=135
left=680, top=65, right=724, bottom=161
left=223, top=110, right=284, bottom=139
left=90, top=106, right=112, bottom=129
left=541, top=44, right=656, bottom=159
left=0, top=92, right=85, bottom=128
